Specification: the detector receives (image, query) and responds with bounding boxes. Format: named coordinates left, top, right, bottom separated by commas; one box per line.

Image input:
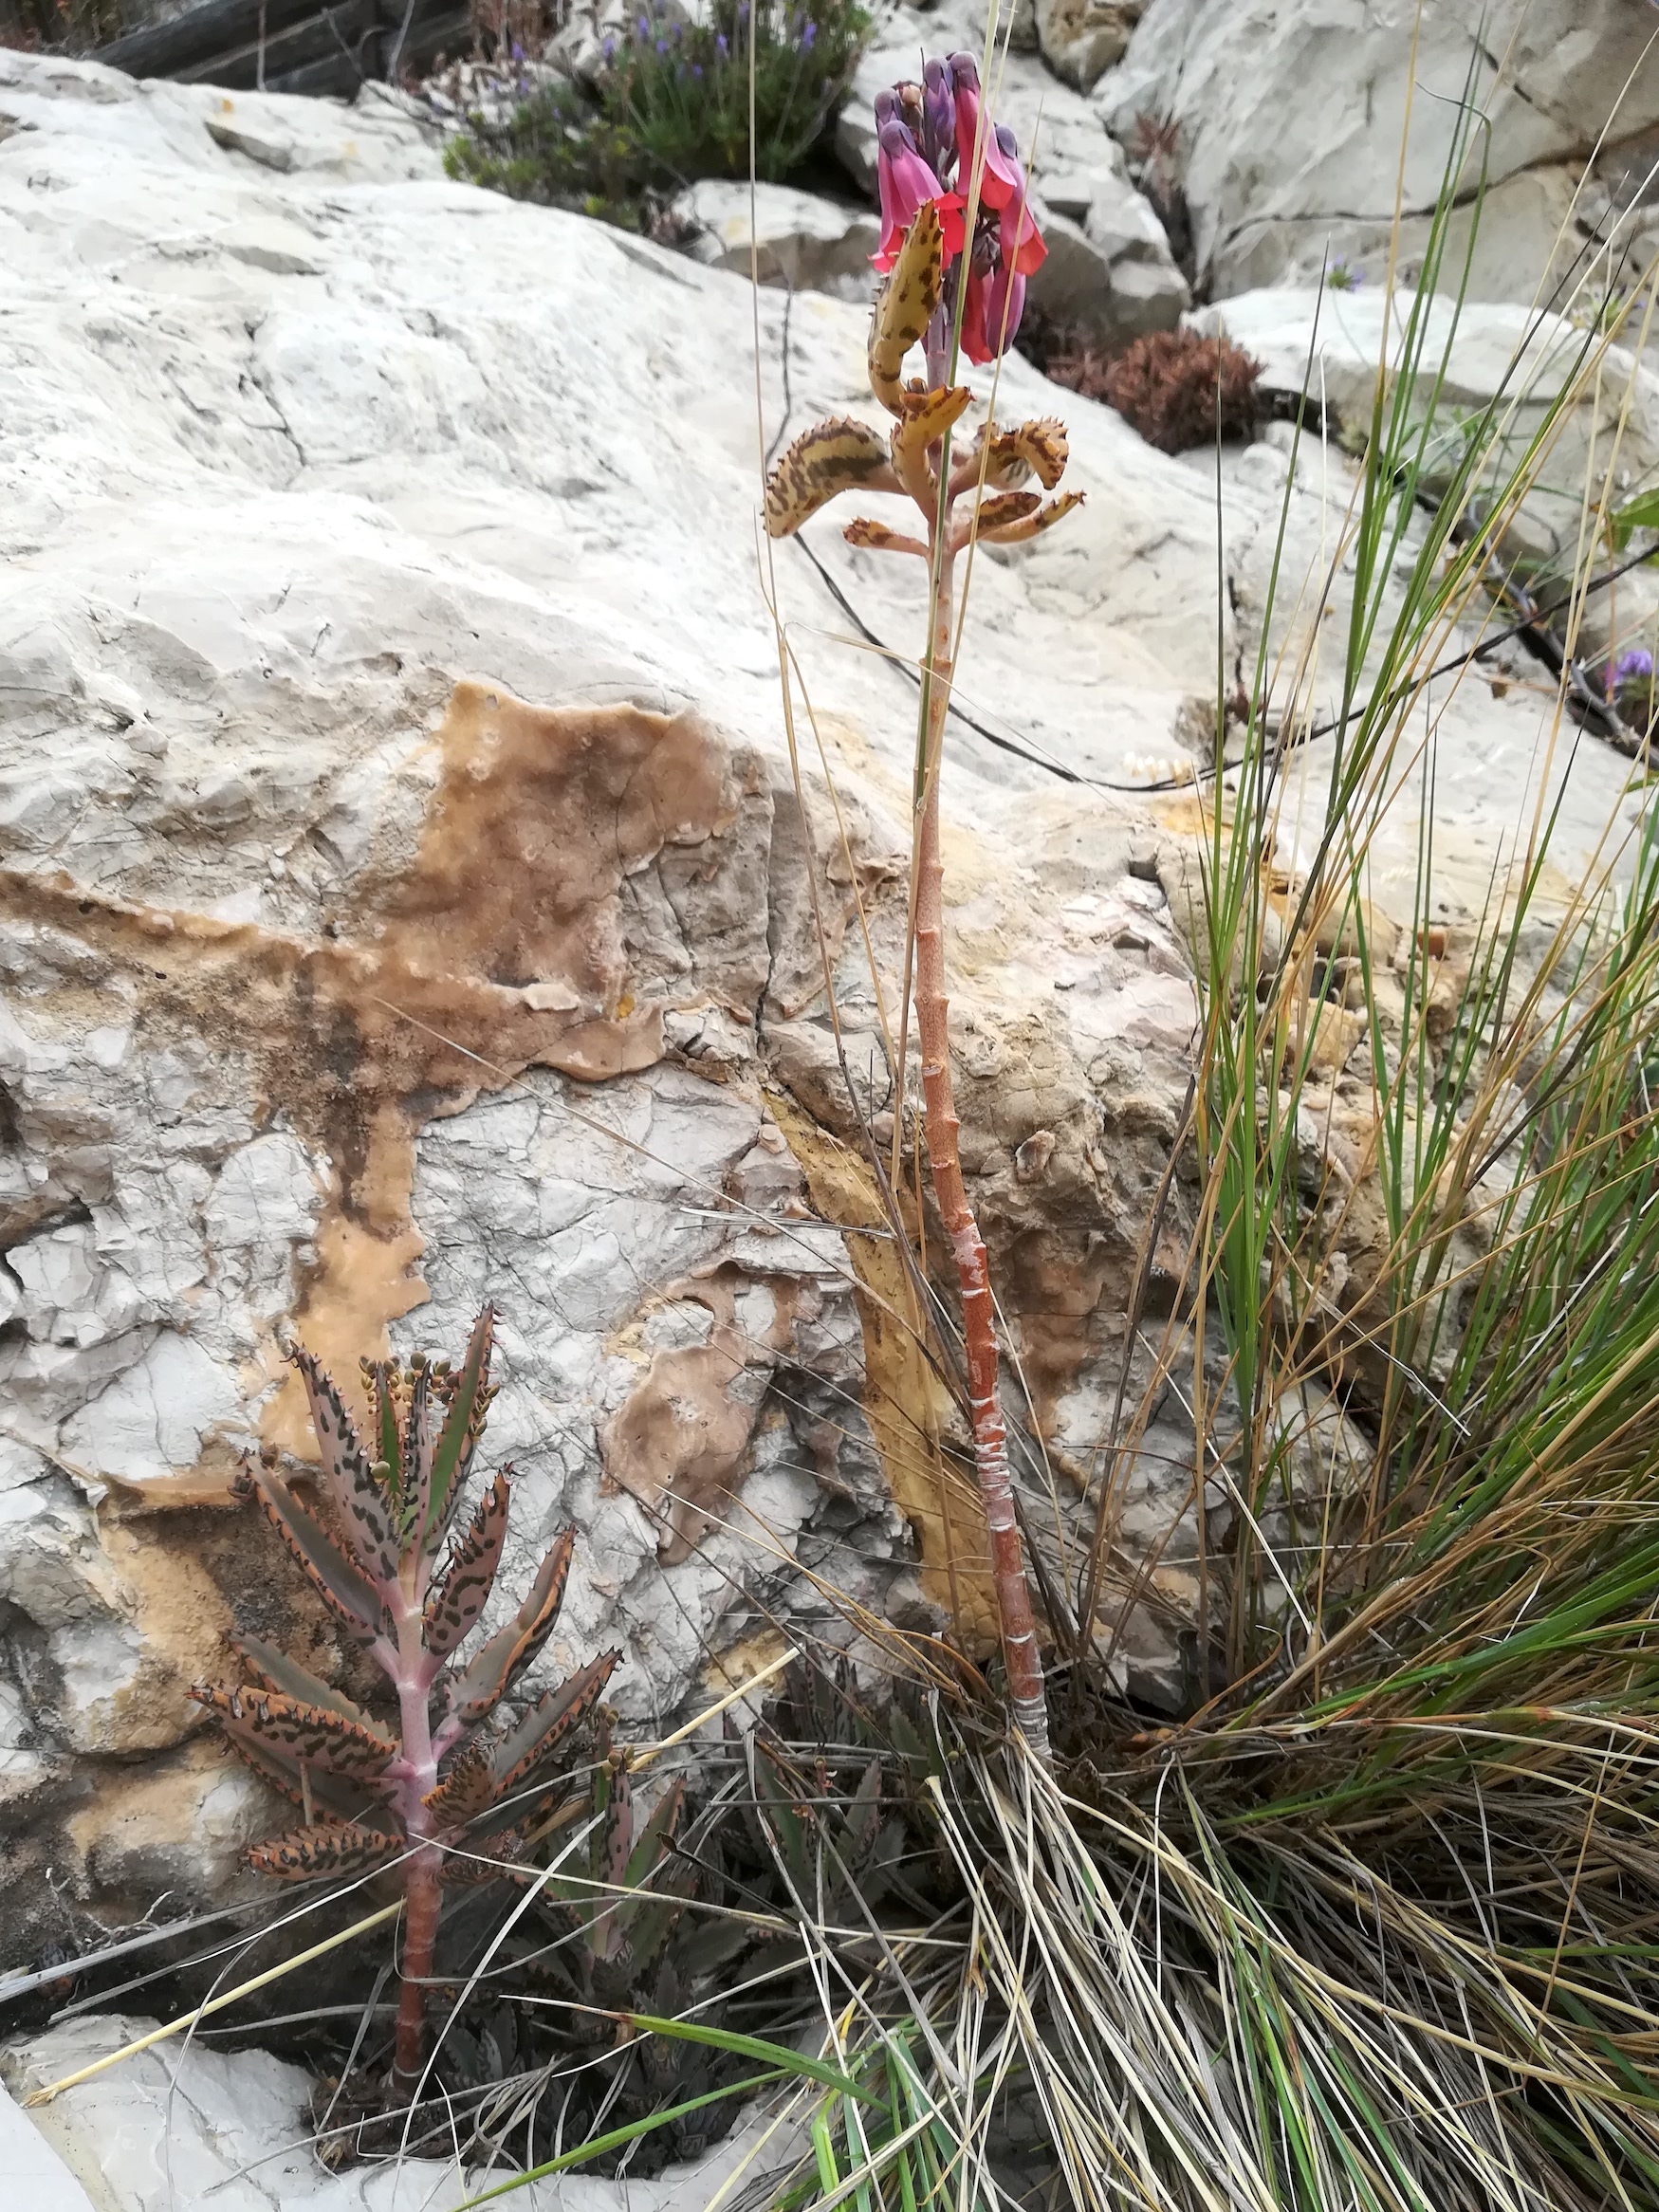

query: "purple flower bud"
left=802, top=19, right=816, bottom=47
left=509, top=37, right=523, bottom=58
left=602, top=32, right=616, bottom=54
left=716, top=29, right=728, bottom=53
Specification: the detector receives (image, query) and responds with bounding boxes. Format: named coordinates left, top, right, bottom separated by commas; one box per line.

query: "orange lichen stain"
left=0, top=682, right=747, bottom=1487
left=767, top=1094, right=999, bottom=1648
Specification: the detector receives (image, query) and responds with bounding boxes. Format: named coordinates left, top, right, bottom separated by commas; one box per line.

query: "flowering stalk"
left=764, top=64, right=1080, bottom=1758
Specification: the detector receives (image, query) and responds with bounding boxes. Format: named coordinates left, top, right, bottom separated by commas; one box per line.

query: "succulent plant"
left=192, top=1305, right=619, bottom=2088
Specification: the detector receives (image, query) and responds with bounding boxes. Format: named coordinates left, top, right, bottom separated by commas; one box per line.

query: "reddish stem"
left=914, top=538, right=1051, bottom=1761
left=391, top=1602, right=441, bottom=2091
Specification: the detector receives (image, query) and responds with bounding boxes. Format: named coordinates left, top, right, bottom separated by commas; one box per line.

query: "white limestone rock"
left=1097, top=0, right=1659, bottom=302
left=1, top=2017, right=798, bottom=2212
left=674, top=178, right=880, bottom=300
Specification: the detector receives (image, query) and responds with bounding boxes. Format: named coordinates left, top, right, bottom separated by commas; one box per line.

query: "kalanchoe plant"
left=191, top=1306, right=620, bottom=2089
left=763, top=76, right=1078, bottom=1761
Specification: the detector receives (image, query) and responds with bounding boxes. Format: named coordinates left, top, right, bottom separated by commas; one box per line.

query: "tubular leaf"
left=423, top=1303, right=496, bottom=1548
left=236, top=1464, right=388, bottom=1645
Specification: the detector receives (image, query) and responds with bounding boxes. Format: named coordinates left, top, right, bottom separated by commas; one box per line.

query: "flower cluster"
left=873, top=51, right=1046, bottom=366
left=1605, top=645, right=1657, bottom=721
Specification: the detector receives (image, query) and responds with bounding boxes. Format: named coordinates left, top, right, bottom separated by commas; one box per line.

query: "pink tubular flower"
left=874, top=93, right=949, bottom=271
left=946, top=55, right=1046, bottom=280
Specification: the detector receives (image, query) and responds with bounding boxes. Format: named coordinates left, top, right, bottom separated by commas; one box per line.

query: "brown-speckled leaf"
left=980, top=417, right=1069, bottom=491
left=191, top=1684, right=397, bottom=1779
left=843, top=518, right=930, bottom=557
left=422, top=1305, right=496, bottom=1553
left=894, top=382, right=973, bottom=463
left=965, top=490, right=1041, bottom=538
left=869, top=201, right=944, bottom=414
left=234, top=1635, right=376, bottom=1727
left=490, top=1650, right=620, bottom=1803
left=288, top=1344, right=401, bottom=1585
left=423, top=1470, right=512, bottom=1660
left=423, top=1742, right=498, bottom=1832
left=236, top=1463, right=389, bottom=1646
left=216, top=1725, right=381, bottom=1822
left=443, top=1528, right=575, bottom=1732
left=978, top=488, right=1085, bottom=544
left=764, top=418, right=894, bottom=539
left=247, top=1821, right=405, bottom=1881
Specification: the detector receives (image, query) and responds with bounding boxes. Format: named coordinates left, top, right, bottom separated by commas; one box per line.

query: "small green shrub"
left=444, top=0, right=870, bottom=224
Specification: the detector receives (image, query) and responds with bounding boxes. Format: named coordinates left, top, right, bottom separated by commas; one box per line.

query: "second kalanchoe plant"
left=192, top=1306, right=619, bottom=2089
left=763, top=57, right=1079, bottom=1761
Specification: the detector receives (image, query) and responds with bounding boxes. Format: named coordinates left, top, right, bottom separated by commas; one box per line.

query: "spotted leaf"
left=424, top=1470, right=511, bottom=1660
left=247, top=1820, right=405, bottom=1881
left=977, top=488, right=1085, bottom=544
left=422, top=1304, right=496, bottom=1552
left=490, top=1649, right=621, bottom=1805
left=288, top=1344, right=402, bottom=1584
left=190, top=1684, right=397, bottom=1779
left=893, top=382, right=973, bottom=475
left=444, top=1528, right=575, bottom=1733
left=843, top=517, right=930, bottom=557
left=764, top=418, right=894, bottom=539
left=233, top=1634, right=378, bottom=1730
left=235, top=1462, right=388, bottom=1646
left=423, top=1742, right=499, bottom=1833
left=961, top=490, right=1040, bottom=542
left=869, top=201, right=945, bottom=414
left=216, top=1726, right=382, bottom=1823
left=977, top=416, right=1069, bottom=491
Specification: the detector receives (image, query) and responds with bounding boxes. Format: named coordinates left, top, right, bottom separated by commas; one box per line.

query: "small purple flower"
left=691, top=60, right=702, bottom=75
left=1609, top=646, right=1656, bottom=700
left=602, top=32, right=616, bottom=55
left=509, top=37, right=524, bottom=59
left=1326, top=256, right=1362, bottom=291
left=802, top=18, right=816, bottom=46
left=654, top=33, right=668, bottom=48
left=716, top=29, right=728, bottom=53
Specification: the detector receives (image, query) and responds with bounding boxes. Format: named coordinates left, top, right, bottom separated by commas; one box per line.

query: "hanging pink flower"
left=874, top=93, right=952, bottom=272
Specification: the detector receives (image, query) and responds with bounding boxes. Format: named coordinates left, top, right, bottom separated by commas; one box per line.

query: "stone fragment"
left=675, top=180, right=881, bottom=301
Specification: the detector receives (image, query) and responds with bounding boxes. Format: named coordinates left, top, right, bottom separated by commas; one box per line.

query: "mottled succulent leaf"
left=190, top=1684, right=397, bottom=1779
left=869, top=201, right=944, bottom=414
left=400, top=1358, right=435, bottom=1543
left=843, top=518, right=930, bottom=557
left=490, top=1649, right=621, bottom=1804
left=966, top=490, right=1041, bottom=538
left=422, top=1305, right=496, bottom=1552
left=215, top=1724, right=382, bottom=1822
left=980, top=488, right=1085, bottom=544
left=764, top=418, right=894, bottom=540
left=233, top=1633, right=366, bottom=1723
left=423, top=1742, right=498, bottom=1832
left=893, top=382, right=973, bottom=463
left=981, top=416, right=1069, bottom=490
left=444, top=1528, right=575, bottom=1731
left=424, top=1471, right=512, bottom=1660
left=236, top=1463, right=388, bottom=1645
left=247, top=1820, right=404, bottom=1880
left=288, top=1343, right=402, bottom=1584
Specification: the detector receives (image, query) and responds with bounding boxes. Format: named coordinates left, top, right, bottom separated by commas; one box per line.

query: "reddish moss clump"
left=1045, top=327, right=1263, bottom=455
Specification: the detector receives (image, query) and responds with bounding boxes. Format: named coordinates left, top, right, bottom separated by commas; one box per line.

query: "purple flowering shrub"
left=445, top=0, right=869, bottom=218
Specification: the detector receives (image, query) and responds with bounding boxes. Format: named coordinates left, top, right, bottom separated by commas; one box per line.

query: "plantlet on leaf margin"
left=191, top=1304, right=620, bottom=2092
left=764, top=57, right=1082, bottom=1761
